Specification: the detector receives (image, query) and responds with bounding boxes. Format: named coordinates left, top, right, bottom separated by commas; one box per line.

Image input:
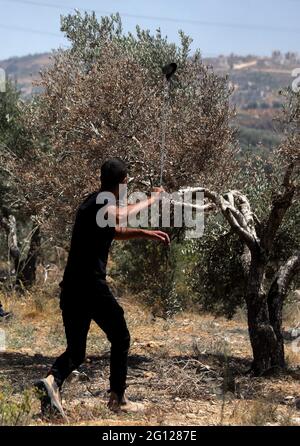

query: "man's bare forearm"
left=114, top=227, right=149, bottom=240
left=115, top=196, right=157, bottom=223
left=107, top=187, right=164, bottom=224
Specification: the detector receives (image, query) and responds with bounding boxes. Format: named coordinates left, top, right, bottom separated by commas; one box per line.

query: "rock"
left=144, top=371, right=156, bottom=379
left=283, top=395, right=295, bottom=404
left=291, top=328, right=300, bottom=338
left=146, top=341, right=163, bottom=348
left=293, top=289, right=300, bottom=301
left=186, top=413, right=197, bottom=419
left=282, top=328, right=300, bottom=341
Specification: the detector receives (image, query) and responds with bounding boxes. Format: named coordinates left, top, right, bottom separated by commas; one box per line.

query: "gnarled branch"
left=178, top=187, right=259, bottom=248
left=262, top=163, right=296, bottom=253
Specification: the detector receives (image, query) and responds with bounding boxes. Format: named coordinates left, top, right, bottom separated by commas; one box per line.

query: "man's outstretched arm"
left=115, top=226, right=170, bottom=246
left=107, top=187, right=164, bottom=224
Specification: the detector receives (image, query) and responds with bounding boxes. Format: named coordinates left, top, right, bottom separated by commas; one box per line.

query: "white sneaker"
left=35, top=375, right=67, bottom=421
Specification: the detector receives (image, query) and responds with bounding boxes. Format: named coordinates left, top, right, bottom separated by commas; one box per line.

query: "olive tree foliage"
left=0, top=81, right=29, bottom=207
left=0, top=81, right=40, bottom=288
left=9, top=12, right=237, bottom=240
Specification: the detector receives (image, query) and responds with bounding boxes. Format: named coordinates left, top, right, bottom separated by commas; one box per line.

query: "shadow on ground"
left=1, top=351, right=299, bottom=408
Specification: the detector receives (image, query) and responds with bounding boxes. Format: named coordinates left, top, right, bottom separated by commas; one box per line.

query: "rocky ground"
left=0, top=290, right=299, bottom=426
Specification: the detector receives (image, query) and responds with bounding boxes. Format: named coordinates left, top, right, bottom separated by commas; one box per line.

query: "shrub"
left=0, top=380, right=34, bottom=426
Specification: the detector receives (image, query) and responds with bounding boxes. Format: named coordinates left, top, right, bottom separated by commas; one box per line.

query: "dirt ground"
left=0, top=290, right=300, bottom=426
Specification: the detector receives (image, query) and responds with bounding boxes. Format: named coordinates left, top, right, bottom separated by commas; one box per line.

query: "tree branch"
left=262, top=163, right=296, bottom=253
left=269, top=251, right=300, bottom=300
left=179, top=187, right=259, bottom=248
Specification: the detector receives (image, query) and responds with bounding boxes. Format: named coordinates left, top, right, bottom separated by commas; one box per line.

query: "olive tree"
left=10, top=12, right=237, bottom=240
left=185, top=87, right=299, bottom=375
left=4, top=12, right=299, bottom=372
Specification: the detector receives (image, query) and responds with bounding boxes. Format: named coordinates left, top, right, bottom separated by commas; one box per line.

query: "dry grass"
left=0, top=288, right=300, bottom=426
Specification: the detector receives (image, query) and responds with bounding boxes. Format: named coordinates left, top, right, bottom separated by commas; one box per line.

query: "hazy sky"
left=0, top=0, right=300, bottom=60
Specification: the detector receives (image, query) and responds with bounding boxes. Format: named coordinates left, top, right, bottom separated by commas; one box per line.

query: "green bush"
left=112, top=230, right=197, bottom=317
left=0, top=380, right=34, bottom=426
left=190, top=217, right=246, bottom=318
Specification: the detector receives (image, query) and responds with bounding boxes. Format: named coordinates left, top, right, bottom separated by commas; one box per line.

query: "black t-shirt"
left=61, top=191, right=116, bottom=291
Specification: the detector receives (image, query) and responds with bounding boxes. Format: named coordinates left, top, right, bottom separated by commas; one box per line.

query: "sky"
left=0, top=0, right=300, bottom=60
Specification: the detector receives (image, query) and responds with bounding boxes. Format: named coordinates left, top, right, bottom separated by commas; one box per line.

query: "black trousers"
left=49, top=283, right=130, bottom=399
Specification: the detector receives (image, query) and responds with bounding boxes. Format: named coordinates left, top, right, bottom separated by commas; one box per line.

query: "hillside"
left=205, top=53, right=299, bottom=150
left=0, top=53, right=52, bottom=97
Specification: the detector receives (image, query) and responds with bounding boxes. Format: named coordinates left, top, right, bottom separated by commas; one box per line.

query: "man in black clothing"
left=35, top=158, right=170, bottom=417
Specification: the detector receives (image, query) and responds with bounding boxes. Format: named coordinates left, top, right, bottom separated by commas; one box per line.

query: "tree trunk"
left=17, top=225, right=41, bottom=288
left=0, top=213, right=22, bottom=289
left=0, top=213, right=21, bottom=274
left=182, top=182, right=297, bottom=375
left=267, top=281, right=285, bottom=368
left=267, top=251, right=300, bottom=369
left=245, top=250, right=277, bottom=375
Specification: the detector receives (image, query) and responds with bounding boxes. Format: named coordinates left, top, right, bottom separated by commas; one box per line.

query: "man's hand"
left=152, top=186, right=165, bottom=200
left=115, top=227, right=170, bottom=246
left=145, top=229, right=170, bottom=246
